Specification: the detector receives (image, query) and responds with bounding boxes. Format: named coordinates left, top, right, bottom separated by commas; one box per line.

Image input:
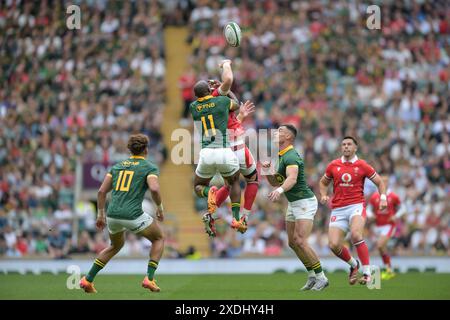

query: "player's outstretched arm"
left=97, top=174, right=113, bottom=230
left=370, top=174, right=387, bottom=210
left=147, top=175, right=164, bottom=221
left=237, top=100, right=256, bottom=122
left=219, top=59, right=233, bottom=95
left=319, top=175, right=331, bottom=204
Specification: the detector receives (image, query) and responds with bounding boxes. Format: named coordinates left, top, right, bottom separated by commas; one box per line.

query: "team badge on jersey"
left=275, top=173, right=285, bottom=184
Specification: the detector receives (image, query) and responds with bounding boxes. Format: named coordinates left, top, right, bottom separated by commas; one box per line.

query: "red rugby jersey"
left=324, top=156, right=377, bottom=209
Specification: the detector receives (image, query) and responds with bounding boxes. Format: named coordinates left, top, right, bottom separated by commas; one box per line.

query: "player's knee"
left=328, top=241, right=341, bottom=254
left=244, top=170, right=258, bottom=182
left=288, top=239, right=297, bottom=250
left=294, top=236, right=308, bottom=249
left=111, top=242, right=124, bottom=253
left=154, top=230, right=165, bottom=242
left=350, top=233, right=363, bottom=244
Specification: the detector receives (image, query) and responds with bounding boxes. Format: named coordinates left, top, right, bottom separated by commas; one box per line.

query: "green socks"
left=147, top=260, right=159, bottom=280
left=231, top=203, right=240, bottom=220
left=86, top=258, right=105, bottom=282
left=311, top=261, right=323, bottom=274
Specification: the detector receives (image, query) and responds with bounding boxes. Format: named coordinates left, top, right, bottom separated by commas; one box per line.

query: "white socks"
left=347, top=257, right=358, bottom=268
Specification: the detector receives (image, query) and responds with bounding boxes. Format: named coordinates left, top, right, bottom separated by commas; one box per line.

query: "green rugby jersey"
left=190, top=95, right=232, bottom=148
left=275, top=145, right=315, bottom=202
left=107, top=155, right=159, bottom=220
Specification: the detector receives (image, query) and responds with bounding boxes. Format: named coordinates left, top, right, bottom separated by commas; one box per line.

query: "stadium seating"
left=0, top=0, right=448, bottom=259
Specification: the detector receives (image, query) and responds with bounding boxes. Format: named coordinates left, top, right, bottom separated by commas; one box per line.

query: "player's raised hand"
left=320, top=195, right=329, bottom=205
left=268, top=189, right=282, bottom=202
left=239, top=100, right=256, bottom=119
left=219, top=59, right=232, bottom=68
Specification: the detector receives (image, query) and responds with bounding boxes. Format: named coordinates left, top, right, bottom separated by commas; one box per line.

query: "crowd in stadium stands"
left=0, top=0, right=168, bottom=258
left=0, top=0, right=448, bottom=261
left=184, top=0, right=449, bottom=258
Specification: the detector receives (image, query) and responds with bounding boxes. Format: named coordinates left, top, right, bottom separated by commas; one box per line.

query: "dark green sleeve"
left=146, top=162, right=160, bottom=177
left=284, top=153, right=302, bottom=167
left=108, top=163, right=118, bottom=176
left=217, top=95, right=232, bottom=111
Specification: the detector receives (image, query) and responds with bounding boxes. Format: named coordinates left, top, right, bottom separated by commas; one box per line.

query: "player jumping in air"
left=202, top=60, right=258, bottom=236
left=367, top=175, right=404, bottom=280
left=262, top=125, right=329, bottom=291
left=319, top=136, right=387, bottom=285
left=190, top=61, right=255, bottom=238
left=80, top=134, right=165, bottom=293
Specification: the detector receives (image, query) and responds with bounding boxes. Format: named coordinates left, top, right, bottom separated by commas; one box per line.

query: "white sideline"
left=1, top=257, right=449, bottom=275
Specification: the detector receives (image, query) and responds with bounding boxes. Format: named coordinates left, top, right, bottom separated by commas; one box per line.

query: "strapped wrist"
left=276, top=187, right=284, bottom=194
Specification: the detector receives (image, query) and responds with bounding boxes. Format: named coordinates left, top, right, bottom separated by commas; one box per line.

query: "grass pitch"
left=1, top=272, right=449, bottom=300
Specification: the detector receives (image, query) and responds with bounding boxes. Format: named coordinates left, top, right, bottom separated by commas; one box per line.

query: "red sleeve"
left=324, top=162, right=333, bottom=180
left=362, top=161, right=376, bottom=179
left=212, top=88, right=219, bottom=97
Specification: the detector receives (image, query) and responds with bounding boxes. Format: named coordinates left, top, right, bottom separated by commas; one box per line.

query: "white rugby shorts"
left=195, top=148, right=240, bottom=179
left=107, top=212, right=153, bottom=235
left=329, top=203, right=366, bottom=233
left=285, top=196, right=318, bottom=222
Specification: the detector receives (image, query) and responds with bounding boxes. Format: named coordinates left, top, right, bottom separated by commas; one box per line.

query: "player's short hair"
left=127, top=134, right=149, bottom=155
left=342, top=136, right=358, bottom=146
left=281, top=124, right=297, bottom=139
left=194, top=80, right=210, bottom=98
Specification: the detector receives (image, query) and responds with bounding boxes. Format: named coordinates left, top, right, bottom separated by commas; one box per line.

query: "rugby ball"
left=224, top=22, right=241, bottom=47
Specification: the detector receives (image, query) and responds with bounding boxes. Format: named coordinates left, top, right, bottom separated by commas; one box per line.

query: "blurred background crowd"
left=0, top=0, right=168, bottom=258
left=0, top=0, right=449, bottom=260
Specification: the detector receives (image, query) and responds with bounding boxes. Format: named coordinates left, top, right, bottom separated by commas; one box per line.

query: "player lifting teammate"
left=319, top=136, right=387, bottom=285
left=190, top=60, right=255, bottom=237
left=367, top=175, right=404, bottom=280
left=80, top=134, right=165, bottom=293
left=262, top=125, right=329, bottom=291
left=202, top=60, right=258, bottom=236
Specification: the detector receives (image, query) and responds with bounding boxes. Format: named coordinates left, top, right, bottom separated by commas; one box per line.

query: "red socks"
left=336, top=246, right=352, bottom=263
left=243, top=181, right=258, bottom=211
left=215, top=186, right=230, bottom=207
left=354, top=240, right=370, bottom=266
left=215, top=181, right=259, bottom=211
left=382, top=253, right=391, bottom=268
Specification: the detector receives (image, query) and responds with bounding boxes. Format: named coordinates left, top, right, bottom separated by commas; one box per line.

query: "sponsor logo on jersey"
left=196, top=102, right=216, bottom=112
left=341, top=173, right=352, bottom=182
left=121, top=160, right=139, bottom=167
left=339, top=173, right=354, bottom=187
